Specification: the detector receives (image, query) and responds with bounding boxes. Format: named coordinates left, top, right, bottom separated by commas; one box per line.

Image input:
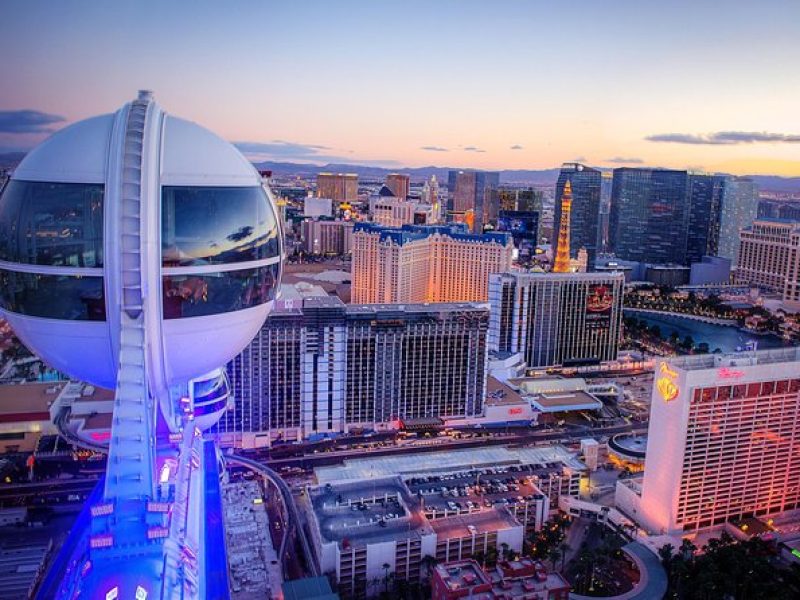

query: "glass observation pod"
left=0, top=104, right=284, bottom=390
left=188, top=368, right=232, bottom=431
left=0, top=182, right=282, bottom=320
left=0, top=91, right=284, bottom=600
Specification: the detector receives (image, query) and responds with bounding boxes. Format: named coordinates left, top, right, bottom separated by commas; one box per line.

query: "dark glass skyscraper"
left=447, top=169, right=500, bottom=233
left=609, top=168, right=690, bottom=265
left=555, top=163, right=601, bottom=267
left=686, top=174, right=725, bottom=265
left=718, top=176, right=759, bottom=267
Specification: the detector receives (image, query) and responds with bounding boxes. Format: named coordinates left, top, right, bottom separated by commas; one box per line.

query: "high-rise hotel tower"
left=488, top=271, right=624, bottom=368
left=616, top=348, right=800, bottom=534
left=216, top=297, right=489, bottom=446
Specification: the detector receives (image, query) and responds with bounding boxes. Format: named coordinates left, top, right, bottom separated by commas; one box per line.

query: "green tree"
left=559, top=541, right=570, bottom=572
left=500, top=542, right=509, bottom=561
left=548, top=547, right=561, bottom=572
left=420, top=555, right=438, bottom=581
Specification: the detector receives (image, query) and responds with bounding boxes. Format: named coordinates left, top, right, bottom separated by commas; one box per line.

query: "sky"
left=1, top=0, right=799, bottom=175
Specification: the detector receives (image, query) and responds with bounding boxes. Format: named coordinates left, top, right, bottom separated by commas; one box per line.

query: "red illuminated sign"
left=718, top=367, right=745, bottom=379
left=508, top=407, right=523, bottom=416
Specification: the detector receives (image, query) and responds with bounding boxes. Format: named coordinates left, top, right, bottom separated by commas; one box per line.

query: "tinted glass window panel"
left=162, top=264, right=279, bottom=319
left=162, top=186, right=279, bottom=267
left=0, top=180, right=104, bottom=267
left=0, top=269, right=105, bottom=320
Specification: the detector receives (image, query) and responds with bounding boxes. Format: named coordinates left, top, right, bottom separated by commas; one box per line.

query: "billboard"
left=497, top=210, right=538, bottom=257
left=585, top=283, right=613, bottom=330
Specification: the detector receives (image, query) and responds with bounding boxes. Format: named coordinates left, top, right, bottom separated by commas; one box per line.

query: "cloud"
left=605, top=156, right=645, bottom=164
left=0, top=110, right=66, bottom=134
left=572, top=156, right=587, bottom=163
left=420, top=145, right=448, bottom=152
left=463, top=146, right=486, bottom=153
left=646, top=131, right=800, bottom=145
left=510, top=144, right=524, bottom=150
left=234, top=140, right=332, bottom=157
left=227, top=225, right=254, bottom=243
left=235, top=139, right=401, bottom=167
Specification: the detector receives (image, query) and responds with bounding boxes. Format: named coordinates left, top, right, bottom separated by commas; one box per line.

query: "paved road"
left=224, top=454, right=319, bottom=578
left=0, top=477, right=99, bottom=505
left=53, top=407, right=108, bottom=453
left=261, top=423, right=648, bottom=470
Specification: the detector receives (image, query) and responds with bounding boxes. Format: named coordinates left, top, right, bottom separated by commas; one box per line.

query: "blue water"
left=625, top=310, right=790, bottom=353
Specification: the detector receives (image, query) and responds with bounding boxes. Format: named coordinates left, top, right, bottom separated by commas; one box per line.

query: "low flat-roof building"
left=315, top=445, right=585, bottom=515
left=607, top=433, right=647, bottom=471
left=430, top=510, right=523, bottom=565
left=305, top=476, right=436, bottom=599
left=486, top=377, right=605, bottom=425
left=0, top=382, right=63, bottom=452
left=282, top=576, right=340, bottom=600
left=46, top=380, right=115, bottom=447
left=431, top=558, right=571, bottom=600
left=304, top=475, right=526, bottom=600
left=431, top=559, right=492, bottom=599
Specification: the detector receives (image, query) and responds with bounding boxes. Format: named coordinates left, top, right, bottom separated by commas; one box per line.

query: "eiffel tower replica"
left=553, top=180, right=573, bottom=273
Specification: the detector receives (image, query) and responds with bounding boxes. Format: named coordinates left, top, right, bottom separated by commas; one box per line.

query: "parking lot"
left=609, top=372, right=654, bottom=422
left=404, top=464, right=549, bottom=518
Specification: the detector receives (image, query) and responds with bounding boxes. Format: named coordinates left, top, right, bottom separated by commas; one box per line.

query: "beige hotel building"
left=736, top=218, right=800, bottom=308
left=351, top=223, right=513, bottom=304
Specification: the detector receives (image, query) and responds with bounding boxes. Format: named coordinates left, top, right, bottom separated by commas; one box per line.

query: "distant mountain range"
left=2, top=152, right=799, bottom=192
left=252, top=160, right=564, bottom=186
left=256, top=161, right=800, bottom=192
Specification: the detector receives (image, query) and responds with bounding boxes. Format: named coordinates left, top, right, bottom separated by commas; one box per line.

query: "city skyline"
left=1, top=0, right=799, bottom=176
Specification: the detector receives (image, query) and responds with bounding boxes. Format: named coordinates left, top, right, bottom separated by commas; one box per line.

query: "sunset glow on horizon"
left=1, top=0, right=798, bottom=176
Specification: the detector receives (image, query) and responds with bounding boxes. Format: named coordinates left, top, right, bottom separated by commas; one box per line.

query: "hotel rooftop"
left=667, top=346, right=800, bottom=371
left=315, top=445, right=586, bottom=485
left=307, top=476, right=432, bottom=546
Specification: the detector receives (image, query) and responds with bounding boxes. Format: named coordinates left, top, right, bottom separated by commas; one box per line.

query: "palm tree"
left=679, top=537, right=696, bottom=561
left=420, top=555, right=438, bottom=581
left=382, top=562, right=391, bottom=595
left=486, top=546, right=498, bottom=568
left=558, top=542, right=570, bottom=572
left=658, top=542, right=675, bottom=568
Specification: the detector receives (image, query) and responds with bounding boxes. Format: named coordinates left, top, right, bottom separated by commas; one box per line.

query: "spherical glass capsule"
left=0, top=97, right=282, bottom=390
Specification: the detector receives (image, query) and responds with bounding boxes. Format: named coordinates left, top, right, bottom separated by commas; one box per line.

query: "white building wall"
left=496, top=524, right=524, bottom=554
left=365, top=541, right=397, bottom=596
left=301, top=324, right=346, bottom=435
left=420, top=532, right=437, bottom=560
left=304, top=196, right=333, bottom=218
left=637, top=360, right=691, bottom=534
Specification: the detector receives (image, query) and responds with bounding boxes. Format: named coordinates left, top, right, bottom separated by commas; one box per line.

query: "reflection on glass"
left=0, top=180, right=104, bottom=267
left=192, top=372, right=230, bottom=416
left=162, top=264, right=279, bottom=319
left=162, top=186, right=279, bottom=267
left=0, top=269, right=105, bottom=320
